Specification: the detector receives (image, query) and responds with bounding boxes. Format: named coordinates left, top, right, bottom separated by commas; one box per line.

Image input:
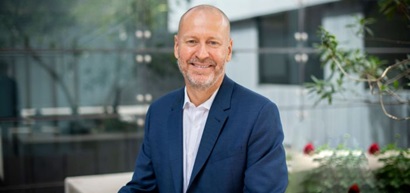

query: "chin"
left=189, top=80, right=214, bottom=89
left=187, top=77, right=214, bottom=89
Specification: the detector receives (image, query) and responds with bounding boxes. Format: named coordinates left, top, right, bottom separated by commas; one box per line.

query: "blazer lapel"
left=188, top=76, right=234, bottom=187
left=168, top=89, right=184, bottom=193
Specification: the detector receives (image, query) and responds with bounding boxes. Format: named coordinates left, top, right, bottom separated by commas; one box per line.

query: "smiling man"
left=119, top=4, right=288, bottom=193
left=174, top=5, right=231, bottom=99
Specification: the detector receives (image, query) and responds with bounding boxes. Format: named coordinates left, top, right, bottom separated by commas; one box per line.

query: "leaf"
left=345, top=23, right=356, bottom=28
left=327, top=94, right=332, bottom=104
left=380, top=84, right=386, bottom=91
left=365, top=27, right=374, bottom=37
left=393, top=80, right=400, bottom=89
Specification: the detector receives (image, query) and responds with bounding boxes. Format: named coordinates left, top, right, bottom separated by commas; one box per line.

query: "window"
left=258, top=8, right=323, bottom=85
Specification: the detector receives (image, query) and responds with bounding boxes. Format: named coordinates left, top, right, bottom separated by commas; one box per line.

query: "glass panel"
left=0, top=0, right=178, bottom=192
left=259, top=53, right=298, bottom=84
left=258, top=7, right=324, bottom=85
left=259, top=53, right=322, bottom=85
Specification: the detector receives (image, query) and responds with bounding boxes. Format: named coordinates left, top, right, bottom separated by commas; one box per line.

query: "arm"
left=118, top=110, right=159, bottom=193
left=244, top=101, right=288, bottom=193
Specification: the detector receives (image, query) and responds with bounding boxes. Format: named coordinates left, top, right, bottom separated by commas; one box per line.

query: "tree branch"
left=379, top=93, right=410, bottom=121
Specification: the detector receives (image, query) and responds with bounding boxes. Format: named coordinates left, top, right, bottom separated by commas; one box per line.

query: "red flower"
left=303, top=143, right=315, bottom=155
left=368, top=143, right=380, bottom=155
left=348, top=183, right=360, bottom=193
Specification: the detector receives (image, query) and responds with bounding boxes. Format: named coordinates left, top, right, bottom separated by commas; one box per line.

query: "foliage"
left=300, top=142, right=410, bottom=193
left=306, top=1, right=410, bottom=120
left=374, top=146, right=410, bottom=192
left=379, top=0, right=410, bottom=20
left=301, top=150, right=378, bottom=193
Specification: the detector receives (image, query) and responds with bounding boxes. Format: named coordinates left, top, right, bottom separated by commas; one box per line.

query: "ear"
left=174, top=35, right=179, bottom=59
left=226, top=38, right=233, bottom=62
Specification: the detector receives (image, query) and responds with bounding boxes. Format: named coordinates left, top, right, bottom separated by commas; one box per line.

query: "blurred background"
left=0, top=0, right=409, bottom=192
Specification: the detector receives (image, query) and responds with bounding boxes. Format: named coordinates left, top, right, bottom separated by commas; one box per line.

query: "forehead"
left=178, top=8, right=230, bottom=38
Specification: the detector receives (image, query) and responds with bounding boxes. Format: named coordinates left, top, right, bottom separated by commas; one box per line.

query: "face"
left=174, top=9, right=233, bottom=90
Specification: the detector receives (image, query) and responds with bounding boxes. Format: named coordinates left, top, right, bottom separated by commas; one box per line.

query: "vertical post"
left=295, top=0, right=308, bottom=122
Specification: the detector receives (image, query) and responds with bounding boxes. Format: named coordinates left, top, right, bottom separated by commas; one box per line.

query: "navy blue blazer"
left=119, top=76, right=288, bottom=193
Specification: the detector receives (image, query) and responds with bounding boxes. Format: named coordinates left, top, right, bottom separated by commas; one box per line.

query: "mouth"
left=188, top=59, right=216, bottom=69
left=190, top=62, right=212, bottom=69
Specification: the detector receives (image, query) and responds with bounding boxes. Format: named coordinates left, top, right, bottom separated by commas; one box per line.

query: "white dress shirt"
left=182, top=87, right=219, bottom=193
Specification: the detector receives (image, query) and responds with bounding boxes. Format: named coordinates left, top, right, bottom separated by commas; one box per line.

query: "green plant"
left=301, top=150, right=378, bottom=193
left=374, top=146, right=410, bottom=192
left=306, top=1, right=410, bottom=120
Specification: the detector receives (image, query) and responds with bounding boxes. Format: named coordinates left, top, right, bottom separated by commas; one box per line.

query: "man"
left=119, top=4, right=288, bottom=193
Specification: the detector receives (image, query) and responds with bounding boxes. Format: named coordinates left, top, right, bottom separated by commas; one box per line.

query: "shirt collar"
left=183, top=87, right=219, bottom=110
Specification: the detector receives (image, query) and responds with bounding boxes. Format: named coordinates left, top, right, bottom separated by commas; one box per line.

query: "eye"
left=186, top=40, right=197, bottom=45
left=208, top=41, right=220, bottom=47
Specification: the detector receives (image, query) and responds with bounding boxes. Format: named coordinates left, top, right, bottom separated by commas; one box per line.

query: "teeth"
left=193, top=64, right=209, bottom=68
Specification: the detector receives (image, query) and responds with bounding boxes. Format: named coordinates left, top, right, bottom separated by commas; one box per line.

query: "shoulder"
left=231, top=82, right=276, bottom=108
left=215, top=76, right=279, bottom=113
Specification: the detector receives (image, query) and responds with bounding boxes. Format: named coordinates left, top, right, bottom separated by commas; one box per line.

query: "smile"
left=190, top=63, right=213, bottom=69
left=193, top=64, right=210, bottom=68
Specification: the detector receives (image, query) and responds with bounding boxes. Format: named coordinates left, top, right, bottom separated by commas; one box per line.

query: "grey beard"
left=177, top=60, right=219, bottom=91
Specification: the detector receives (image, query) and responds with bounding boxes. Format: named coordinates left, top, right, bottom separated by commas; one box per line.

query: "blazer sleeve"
left=118, top=109, right=159, bottom=193
left=244, top=101, right=288, bottom=193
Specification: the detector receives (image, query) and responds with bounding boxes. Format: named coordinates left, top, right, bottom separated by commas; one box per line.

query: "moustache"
left=188, top=58, right=216, bottom=66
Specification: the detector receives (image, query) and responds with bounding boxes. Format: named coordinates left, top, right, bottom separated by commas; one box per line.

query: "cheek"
left=215, top=52, right=229, bottom=64
left=178, top=46, right=195, bottom=59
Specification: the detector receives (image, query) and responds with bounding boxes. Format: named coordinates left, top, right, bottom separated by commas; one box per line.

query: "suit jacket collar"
left=168, top=75, right=234, bottom=193
left=168, top=89, right=184, bottom=193
left=189, top=76, right=234, bottom=189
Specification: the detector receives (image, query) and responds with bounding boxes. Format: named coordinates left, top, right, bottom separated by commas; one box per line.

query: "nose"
left=195, top=43, right=209, bottom=60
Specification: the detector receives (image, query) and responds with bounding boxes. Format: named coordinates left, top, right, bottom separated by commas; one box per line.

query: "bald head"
left=173, top=4, right=233, bottom=94
left=177, top=5, right=230, bottom=36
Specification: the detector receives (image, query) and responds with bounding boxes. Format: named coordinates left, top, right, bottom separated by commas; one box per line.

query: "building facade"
left=168, top=0, right=410, bottom=150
